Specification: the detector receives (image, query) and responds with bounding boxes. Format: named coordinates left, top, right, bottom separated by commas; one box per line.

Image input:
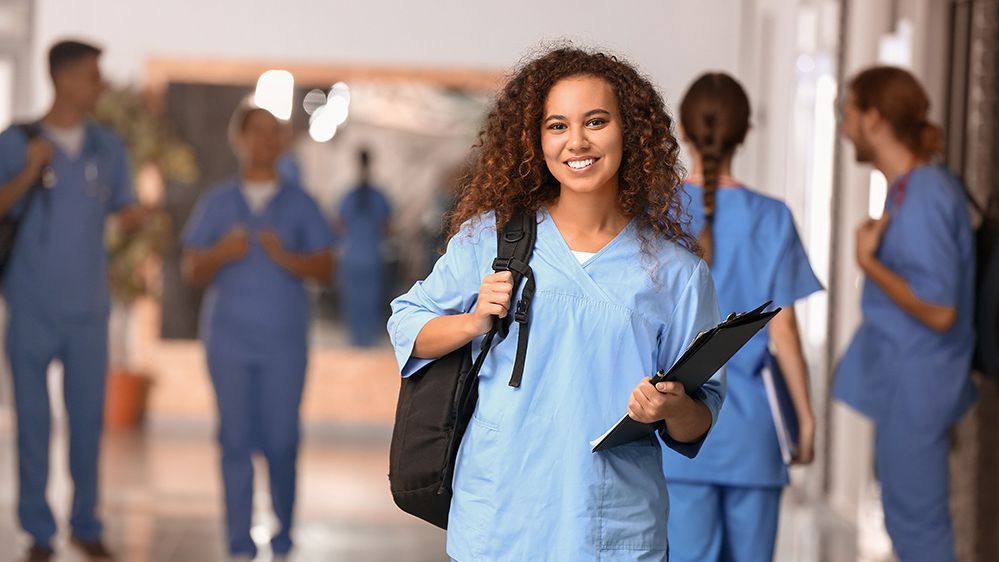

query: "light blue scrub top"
left=834, top=165, right=976, bottom=430
left=388, top=210, right=725, bottom=562
left=0, top=122, right=134, bottom=320
left=663, top=183, right=822, bottom=487
left=182, top=178, right=335, bottom=354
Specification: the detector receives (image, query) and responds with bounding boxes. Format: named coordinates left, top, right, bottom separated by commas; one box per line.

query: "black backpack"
left=0, top=123, right=45, bottom=284
left=389, top=210, right=537, bottom=529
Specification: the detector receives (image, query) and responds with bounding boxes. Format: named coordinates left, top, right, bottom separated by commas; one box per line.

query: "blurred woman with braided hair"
left=661, top=73, right=822, bottom=562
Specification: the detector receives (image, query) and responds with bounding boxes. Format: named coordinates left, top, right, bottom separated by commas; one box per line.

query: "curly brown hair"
left=447, top=45, right=695, bottom=256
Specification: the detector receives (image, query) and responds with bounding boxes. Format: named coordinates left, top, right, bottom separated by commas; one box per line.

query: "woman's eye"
left=548, top=123, right=567, bottom=131
left=586, top=118, right=606, bottom=127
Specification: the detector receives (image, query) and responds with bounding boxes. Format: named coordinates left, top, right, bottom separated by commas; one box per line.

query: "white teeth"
left=567, top=158, right=594, bottom=169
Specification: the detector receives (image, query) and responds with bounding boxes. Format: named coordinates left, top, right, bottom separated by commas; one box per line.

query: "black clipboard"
left=591, top=301, right=781, bottom=452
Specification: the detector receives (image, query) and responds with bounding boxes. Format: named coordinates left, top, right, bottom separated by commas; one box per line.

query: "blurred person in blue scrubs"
left=0, top=39, right=145, bottom=562
left=833, top=66, right=976, bottom=562
left=336, top=148, right=392, bottom=347
left=662, top=73, right=822, bottom=562
left=389, top=47, right=725, bottom=562
left=182, top=103, right=335, bottom=562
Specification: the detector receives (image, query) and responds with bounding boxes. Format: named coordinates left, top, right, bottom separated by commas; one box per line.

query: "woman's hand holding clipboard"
left=591, top=301, right=781, bottom=452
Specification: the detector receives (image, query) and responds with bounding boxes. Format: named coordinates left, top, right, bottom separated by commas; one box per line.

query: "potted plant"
left=95, top=87, right=199, bottom=429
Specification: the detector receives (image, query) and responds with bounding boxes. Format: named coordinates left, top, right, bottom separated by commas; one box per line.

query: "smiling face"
left=541, top=75, right=624, bottom=198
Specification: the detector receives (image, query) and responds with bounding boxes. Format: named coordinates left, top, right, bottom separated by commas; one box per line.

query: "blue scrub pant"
left=666, top=482, right=782, bottom=562
left=339, top=264, right=385, bottom=347
left=206, top=344, right=307, bottom=557
left=875, top=416, right=956, bottom=562
left=6, top=308, right=108, bottom=546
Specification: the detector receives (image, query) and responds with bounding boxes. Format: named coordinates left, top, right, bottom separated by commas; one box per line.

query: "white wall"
left=29, top=0, right=744, bottom=122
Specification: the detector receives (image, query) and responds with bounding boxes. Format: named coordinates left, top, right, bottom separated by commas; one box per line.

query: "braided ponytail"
left=679, top=73, right=751, bottom=264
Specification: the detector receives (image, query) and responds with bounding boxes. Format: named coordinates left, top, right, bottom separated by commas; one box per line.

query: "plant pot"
left=104, top=369, right=153, bottom=429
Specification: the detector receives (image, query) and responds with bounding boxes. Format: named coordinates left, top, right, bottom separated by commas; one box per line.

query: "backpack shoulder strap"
left=492, top=210, right=537, bottom=387
left=11, top=122, right=45, bottom=207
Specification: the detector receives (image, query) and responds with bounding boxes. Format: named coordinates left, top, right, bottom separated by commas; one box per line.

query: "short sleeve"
left=0, top=126, right=24, bottom=185
left=657, top=259, right=726, bottom=458
left=894, top=177, right=964, bottom=308
left=770, top=207, right=823, bottom=307
left=387, top=219, right=487, bottom=378
left=106, top=133, right=136, bottom=212
left=182, top=193, right=222, bottom=250
left=0, top=127, right=29, bottom=217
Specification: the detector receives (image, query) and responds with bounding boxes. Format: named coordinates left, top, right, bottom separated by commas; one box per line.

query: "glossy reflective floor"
left=0, top=412, right=867, bottom=562
left=0, top=416, right=446, bottom=562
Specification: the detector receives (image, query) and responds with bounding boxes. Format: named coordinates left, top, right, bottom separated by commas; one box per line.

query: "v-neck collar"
left=40, top=120, right=99, bottom=164
left=234, top=177, right=286, bottom=224
left=541, top=207, right=634, bottom=269
left=534, top=208, right=634, bottom=305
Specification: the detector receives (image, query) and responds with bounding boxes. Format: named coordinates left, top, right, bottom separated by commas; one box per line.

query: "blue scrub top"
left=834, top=165, right=976, bottom=430
left=0, top=122, right=135, bottom=320
left=337, top=184, right=391, bottom=269
left=182, top=177, right=335, bottom=354
left=389, top=210, right=725, bottom=561
left=663, top=183, right=822, bottom=487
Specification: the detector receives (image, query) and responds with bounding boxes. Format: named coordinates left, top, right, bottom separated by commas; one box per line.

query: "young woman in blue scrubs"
left=661, top=73, right=822, bottom=562
left=182, top=105, right=335, bottom=561
left=833, top=66, right=976, bottom=562
left=388, top=47, right=726, bottom=562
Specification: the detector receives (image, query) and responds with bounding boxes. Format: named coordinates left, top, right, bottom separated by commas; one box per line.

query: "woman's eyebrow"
left=544, top=108, right=611, bottom=123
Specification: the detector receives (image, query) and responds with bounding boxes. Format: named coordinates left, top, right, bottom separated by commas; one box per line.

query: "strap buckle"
left=492, top=257, right=513, bottom=272
left=514, top=298, right=530, bottom=323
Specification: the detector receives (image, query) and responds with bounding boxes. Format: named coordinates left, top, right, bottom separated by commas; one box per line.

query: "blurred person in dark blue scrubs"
left=336, top=148, right=392, bottom=347
left=834, top=66, right=976, bottom=562
left=0, top=39, right=145, bottom=562
left=182, top=104, right=335, bottom=562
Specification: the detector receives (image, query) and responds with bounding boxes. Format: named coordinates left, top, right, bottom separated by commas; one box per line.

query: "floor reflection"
left=0, top=413, right=861, bottom=562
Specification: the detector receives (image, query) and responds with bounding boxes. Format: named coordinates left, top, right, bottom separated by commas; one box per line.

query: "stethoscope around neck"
left=35, top=139, right=105, bottom=245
